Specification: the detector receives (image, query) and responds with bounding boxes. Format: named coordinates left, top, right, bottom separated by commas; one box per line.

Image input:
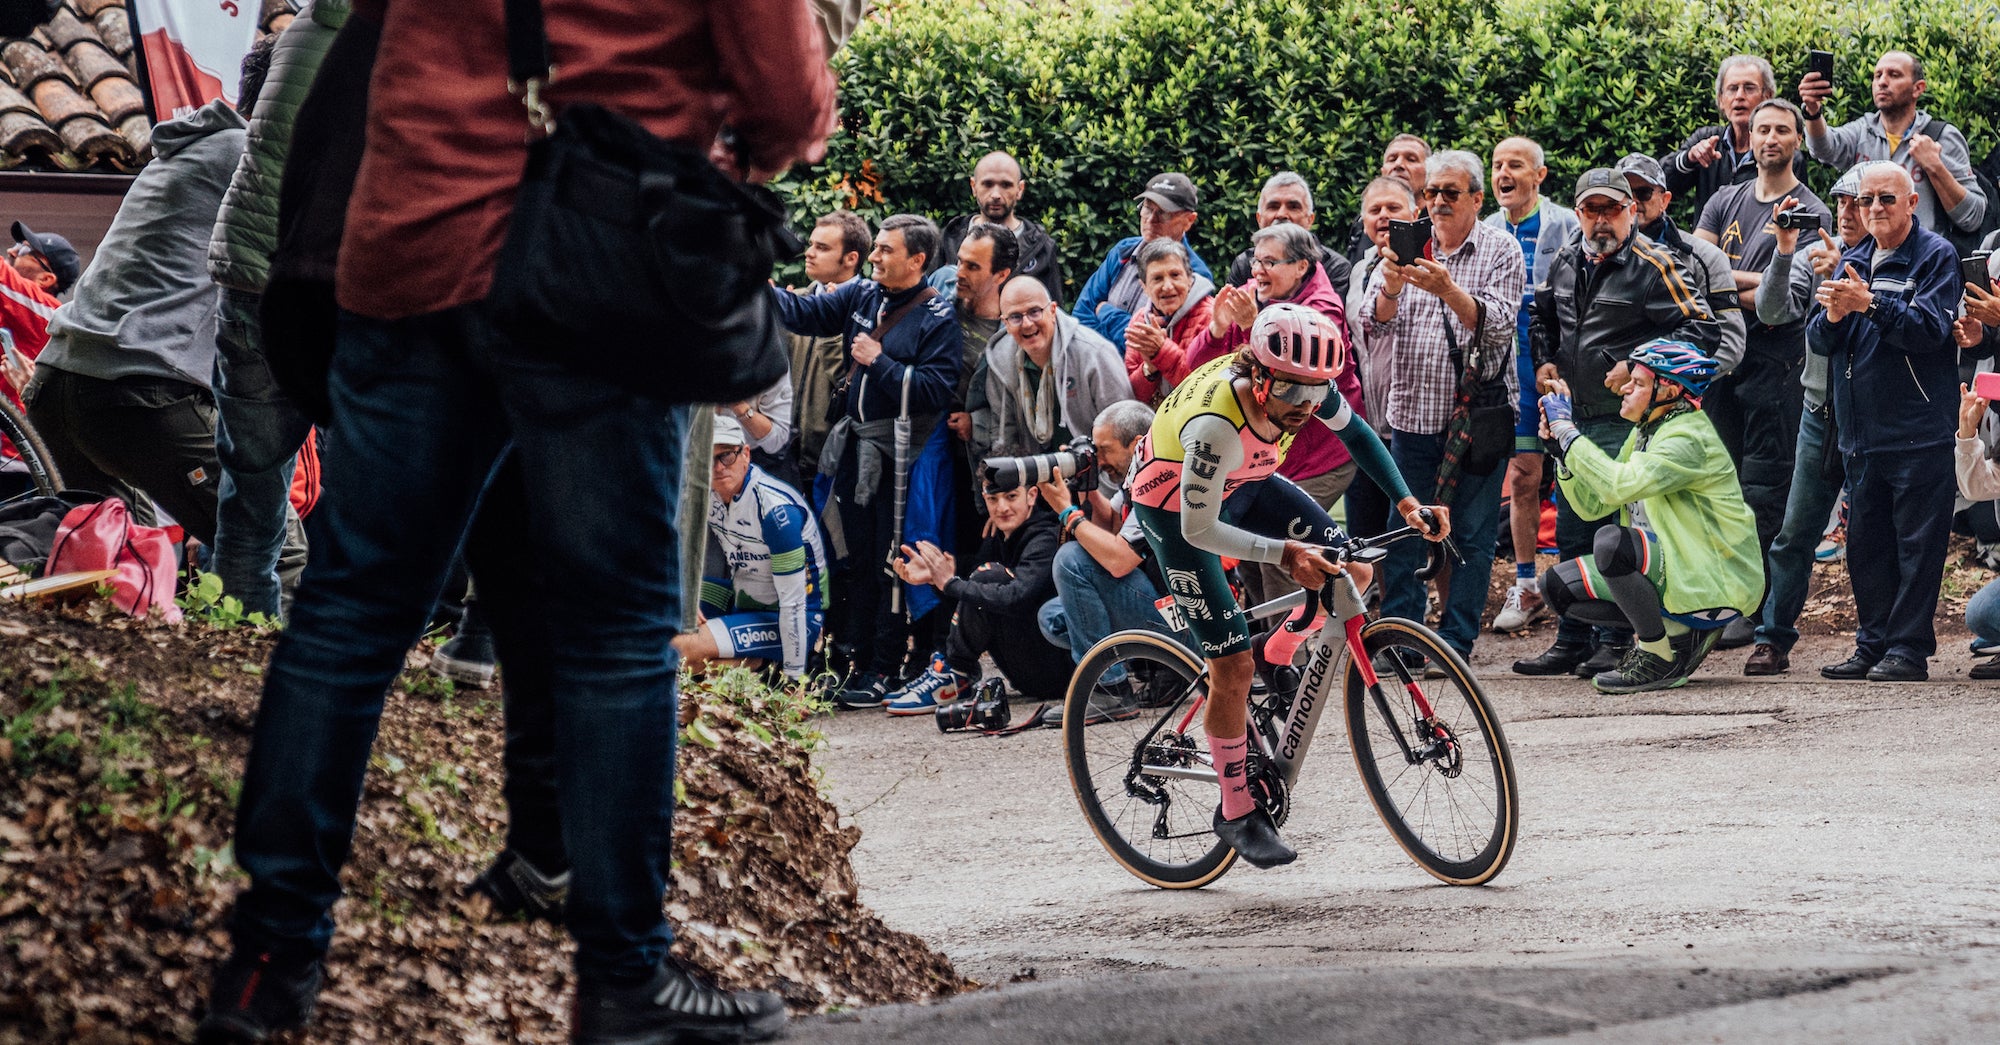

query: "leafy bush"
left=778, top=0, right=2000, bottom=293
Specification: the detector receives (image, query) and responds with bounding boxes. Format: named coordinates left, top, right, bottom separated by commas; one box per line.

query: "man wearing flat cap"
left=1074, top=171, right=1215, bottom=346
left=1514, top=167, right=1724, bottom=679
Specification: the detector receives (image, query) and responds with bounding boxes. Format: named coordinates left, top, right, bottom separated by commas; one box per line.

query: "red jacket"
left=1183, top=261, right=1366, bottom=481
left=1124, top=294, right=1214, bottom=405
left=0, top=263, right=58, bottom=458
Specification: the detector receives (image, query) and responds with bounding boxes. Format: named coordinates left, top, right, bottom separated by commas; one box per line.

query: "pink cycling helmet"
left=1249, top=302, right=1345, bottom=381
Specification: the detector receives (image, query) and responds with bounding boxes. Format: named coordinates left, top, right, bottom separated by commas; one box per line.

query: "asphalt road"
left=800, top=625, right=2000, bottom=1043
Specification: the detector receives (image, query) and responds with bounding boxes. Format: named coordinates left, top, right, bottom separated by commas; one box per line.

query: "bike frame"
left=1137, top=533, right=1447, bottom=790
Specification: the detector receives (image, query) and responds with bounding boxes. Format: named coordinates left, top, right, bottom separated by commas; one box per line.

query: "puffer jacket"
left=1531, top=230, right=1722, bottom=421
left=208, top=0, right=350, bottom=292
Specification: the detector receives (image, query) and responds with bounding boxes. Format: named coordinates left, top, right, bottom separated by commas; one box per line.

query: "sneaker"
left=1491, top=582, right=1548, bottom=633
left=431, top=627, right=496, bottom=690
left=1212, top=806, right=1298, bottom=868
left=465, top=849, right=569, bottom=924
left=884, top=664, right=966, bottom=716
left=572, top=955, right=786, bottom=1045
left=196, top=949, right=325, bottom=1043
left=1067, top=677, right=1140, bottom=727
left=1814, top=530, right=1846, bottom=562
left=1592, top=645, right=1689, bottom=694
left=835, top=672, right=890, bottom=710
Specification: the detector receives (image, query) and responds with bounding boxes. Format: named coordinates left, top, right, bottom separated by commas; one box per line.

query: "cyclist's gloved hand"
left=1538, top=391, right=1573, bottom=426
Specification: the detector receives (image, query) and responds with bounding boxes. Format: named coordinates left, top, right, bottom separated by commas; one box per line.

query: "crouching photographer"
left=882, top=474, right=1066, bottom=714
left=1031, top=401, right=1186, bottom=725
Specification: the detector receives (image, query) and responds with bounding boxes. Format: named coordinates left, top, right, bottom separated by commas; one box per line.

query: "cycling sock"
left=1206, top=732, right=1254, bottom=820
left=1261, top=613, right=1324, bottom=668
left=1637, top=634, right=1673, bottom=660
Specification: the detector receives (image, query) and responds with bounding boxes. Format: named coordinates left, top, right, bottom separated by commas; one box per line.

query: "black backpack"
left=1917, top=116, right=2000, bottom=259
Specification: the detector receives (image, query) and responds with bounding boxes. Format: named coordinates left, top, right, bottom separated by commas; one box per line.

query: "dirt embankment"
left=0, top=601, right=965, bottom=1044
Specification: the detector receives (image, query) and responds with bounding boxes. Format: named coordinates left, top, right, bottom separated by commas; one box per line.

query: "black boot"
left=1213, top=807, right=1298, bottom=868
left=197, top=949, right=325, bottom=1043
left=1573, top=641, right=1631, bottom=679
left=1512, top=639, right=1591, bottom=676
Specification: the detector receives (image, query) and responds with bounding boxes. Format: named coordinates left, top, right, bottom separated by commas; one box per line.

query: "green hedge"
left=776, top=0, right=2000, bottom=293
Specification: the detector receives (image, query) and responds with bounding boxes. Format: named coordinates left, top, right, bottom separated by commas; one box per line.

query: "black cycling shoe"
left=466, top=849, right=570, bottom=924
left=1591, top=645, right=1689, bottom=694
left=1212, top=807, right=1297, bottom=869
left=573, top=956, right=787, bottom=1045
left=196, top=949, right=325, bottom=1043
left=1573, top=642, right=1631, bottom=679
left=1511, top=640, right=1591, bottom=676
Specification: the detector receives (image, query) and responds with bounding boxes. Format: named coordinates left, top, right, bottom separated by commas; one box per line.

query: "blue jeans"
left=1380, top=428, right=1506, bottom=655
left=212, top=288, right=313, bottom=619
left=1755, top=403, right=1841, bottom=654
left=1038, top=540, right=1173, bottom=684
left=1968, top=577, right=2000, bottom=644
left=227, top=306, right=690, bottom=989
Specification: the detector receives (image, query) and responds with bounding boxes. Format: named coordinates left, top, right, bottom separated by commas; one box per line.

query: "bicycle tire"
left=1064, top=629, right=1238, bottom=889
left=1344, top=617, right=1519, bottom=886
left=0, top=395, right=63, bottom=497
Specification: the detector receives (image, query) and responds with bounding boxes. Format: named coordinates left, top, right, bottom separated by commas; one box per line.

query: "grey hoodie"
left=40, top=99, right=248, bottom=389
left=985, top=308, right=1134, bottom=457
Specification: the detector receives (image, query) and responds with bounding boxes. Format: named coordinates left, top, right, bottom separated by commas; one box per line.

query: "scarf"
left=1013, top=348, right=1060, bottom=448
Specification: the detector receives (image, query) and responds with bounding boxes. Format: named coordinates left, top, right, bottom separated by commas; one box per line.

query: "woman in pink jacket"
left=1124, top=237, right=1216, bottom=405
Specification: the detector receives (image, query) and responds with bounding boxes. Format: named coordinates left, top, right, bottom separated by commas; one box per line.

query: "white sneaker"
left=1491, top=582, right=1548, bottom=633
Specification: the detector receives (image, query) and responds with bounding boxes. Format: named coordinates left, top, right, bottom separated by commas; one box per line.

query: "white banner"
left=129, top=0, right=261, bottom=120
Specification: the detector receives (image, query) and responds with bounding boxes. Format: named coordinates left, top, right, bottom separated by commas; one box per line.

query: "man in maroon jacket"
left=198, top=3, right=834, bottom=1042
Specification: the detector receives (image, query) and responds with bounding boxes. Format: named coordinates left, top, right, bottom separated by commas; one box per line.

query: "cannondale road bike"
left=1063, top=523, right=1519, bottom=889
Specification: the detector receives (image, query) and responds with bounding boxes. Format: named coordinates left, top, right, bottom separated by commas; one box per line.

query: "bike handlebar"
left=1283, top=511, right=1458, bottom=628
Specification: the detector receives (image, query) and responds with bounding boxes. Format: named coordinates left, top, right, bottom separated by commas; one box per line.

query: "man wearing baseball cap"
left=1073, top=171, right=1213, bottom=347
left=1617, top=152, right=1745, bottom=375
left=1515, top=167, right=1724, bottom=680
left=2, top=224, right=78, bottom=470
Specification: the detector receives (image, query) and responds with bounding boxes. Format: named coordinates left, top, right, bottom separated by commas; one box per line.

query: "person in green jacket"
left=1537, top=339, right=1765, bottom=693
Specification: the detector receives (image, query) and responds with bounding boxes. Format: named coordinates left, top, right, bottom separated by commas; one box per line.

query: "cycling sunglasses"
left=1267, top=378, right=1330, bottom=408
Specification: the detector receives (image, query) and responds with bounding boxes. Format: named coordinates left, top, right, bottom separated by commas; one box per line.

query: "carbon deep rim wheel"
left=1064, top=629, right=1237, bottom=889
left=0, top=396, right=63, bottom=498
left=1344, top=617, right=1519, bottom=885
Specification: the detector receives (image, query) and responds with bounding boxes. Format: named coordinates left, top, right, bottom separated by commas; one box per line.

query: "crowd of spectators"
left=0, top=12, right=1997, bottom=1039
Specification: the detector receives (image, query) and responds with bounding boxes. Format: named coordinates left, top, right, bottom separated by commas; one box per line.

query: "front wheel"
left=1063, top=629, right=1237, bottom=889
left=1345, top=617, right=1519, bottom=885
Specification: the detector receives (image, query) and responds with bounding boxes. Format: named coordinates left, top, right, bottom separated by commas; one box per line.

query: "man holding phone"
left=1956, top=235, right=2000, bottom=358
left=1693, top=98, right=1831, bottom=649
left=1662, top=56, right=1809, bottom=219
left=1801, top=50, right=1987, bottom=245
left=1743, top=164, right=1867, bottom=675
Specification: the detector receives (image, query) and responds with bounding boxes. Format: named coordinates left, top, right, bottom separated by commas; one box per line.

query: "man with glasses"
left=1693, top=98, right=1831, bottom=650
left=933, top=151, right=1064, bottom=305
left=1619, top=154, right=1745, bottom=375
left=676, top=416, right=829, bottom=681
left=1358, top=150, right=1524, bottom=664
left=1808, top=161, right=1964, bottom=682
left=1663, top=55, right=1809, bottom=218
left=1517, top=168, right=1723, bottom=678
left=984, top=276, right=1131, bottom=459
left=1227, top=171, right=1352, bottom=294
left=1074, top=172, right=1213, bottom=346
left=1744, top=164, right=1868, bottom=676
left=1, top=225, right=77, bottom=470
left=1801, top=50, right=1987, bottom=246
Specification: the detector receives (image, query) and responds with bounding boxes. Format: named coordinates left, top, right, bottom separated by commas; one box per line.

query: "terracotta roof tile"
left=0, top=1, right=153, bottom=172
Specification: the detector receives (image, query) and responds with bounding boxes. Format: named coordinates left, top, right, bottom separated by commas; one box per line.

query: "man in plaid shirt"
left=1359, top=149, right=1525, bottom=661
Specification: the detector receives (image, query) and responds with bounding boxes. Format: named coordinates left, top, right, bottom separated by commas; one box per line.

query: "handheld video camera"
left=1774, top=209, right=1822, bottom=232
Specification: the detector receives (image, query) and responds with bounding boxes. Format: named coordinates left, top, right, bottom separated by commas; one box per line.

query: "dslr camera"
left=982, top=436, right=1097, bottom=494
left=1774, top=209, right=1822, bottom=231
left=936, top=677, right=1011, bottom=732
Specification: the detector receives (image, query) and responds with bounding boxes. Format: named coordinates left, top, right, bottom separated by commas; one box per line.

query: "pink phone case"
left=1974, top=371, right=2000, bottom=401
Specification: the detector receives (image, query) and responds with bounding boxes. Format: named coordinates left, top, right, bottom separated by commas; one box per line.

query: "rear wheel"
left=1345, top=617, right=1518, bottom=885
left=1063, top=629, right=1237, bottom=889
left=0, top=396, right=63, bottom=498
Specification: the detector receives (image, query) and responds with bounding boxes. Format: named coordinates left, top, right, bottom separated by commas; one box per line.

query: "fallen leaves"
left=0, top=602, right=968, bottom=1043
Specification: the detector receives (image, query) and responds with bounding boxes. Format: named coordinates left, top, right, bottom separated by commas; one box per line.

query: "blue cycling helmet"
left=1628, top=339, right=1719, bottom=401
